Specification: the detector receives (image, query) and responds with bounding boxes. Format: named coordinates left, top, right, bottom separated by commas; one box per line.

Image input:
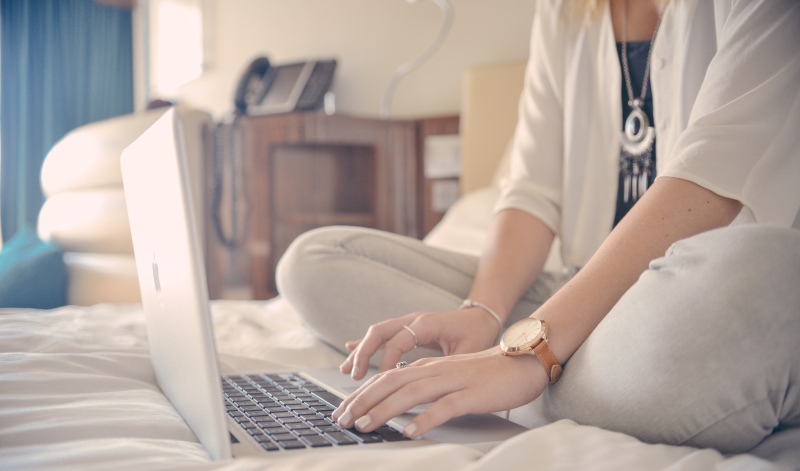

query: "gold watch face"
left=500, top=318, right=544, bottom=354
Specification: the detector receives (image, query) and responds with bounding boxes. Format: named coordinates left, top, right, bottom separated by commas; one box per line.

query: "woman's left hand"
left=331, top=346, right=549, bottom=438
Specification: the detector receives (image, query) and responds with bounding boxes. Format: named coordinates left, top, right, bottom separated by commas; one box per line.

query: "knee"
left=540, top=225, right=800, bottom=453
left=275, top=225, right=351, bottom=300
left=645, top=224, right=800, bottom=347
left=650, top=225, right=800, bottom=304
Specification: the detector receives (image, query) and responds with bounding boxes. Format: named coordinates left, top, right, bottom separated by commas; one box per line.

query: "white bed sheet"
left=0, top=298, right=781, bottom=471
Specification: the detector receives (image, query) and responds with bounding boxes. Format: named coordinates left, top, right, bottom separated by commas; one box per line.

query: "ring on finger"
left=402, top=325, right=419, bottom=349
left=396, top=361, right=409, bottom=369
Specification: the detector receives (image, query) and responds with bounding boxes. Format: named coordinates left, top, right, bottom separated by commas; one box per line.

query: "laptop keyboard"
left=222, top=373, right=407, bottom=451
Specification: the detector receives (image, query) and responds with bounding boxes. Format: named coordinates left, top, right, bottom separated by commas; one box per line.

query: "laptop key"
left=270, top=432, right=297, bottom=442
left=374, top=425, right=408, bottom=442
left=316, top=425, right=342, bottom=434
left=286, top=421, right=312, bottom=431
left=278, top=439, right=307, bottom=450
left=262, top=426, right=288, bottom=435
left=285, top=403, right=309, bottom=410
left=312, top=391, right=344, bottom=407
left=302, top=434, right=333, bottom=447
left=325, top=431, right=357, bottom=445
left=252, top=416, right=279, bottom=426
left=314, top=408, right=335, bottom=418
left=349, top=430, right=385, bottom=444
left=259, top=441, right=280, bottom=452
left=280, top=419, right=304, bottom=427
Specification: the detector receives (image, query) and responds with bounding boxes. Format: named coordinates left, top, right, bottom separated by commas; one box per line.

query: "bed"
left=0, top=62, right=788, bottom=470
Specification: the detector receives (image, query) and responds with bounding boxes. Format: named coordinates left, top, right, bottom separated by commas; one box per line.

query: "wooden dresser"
left=204, top=112, right=458, bottom=299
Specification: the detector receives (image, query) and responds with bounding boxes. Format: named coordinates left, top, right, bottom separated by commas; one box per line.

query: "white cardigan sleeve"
left=493, top=0, right=568, bottom=234
left=660, top=0, right=800, bottom=227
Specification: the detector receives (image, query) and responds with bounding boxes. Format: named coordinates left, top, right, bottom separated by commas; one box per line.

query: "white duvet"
left=0, top=299, right=782, bottom=471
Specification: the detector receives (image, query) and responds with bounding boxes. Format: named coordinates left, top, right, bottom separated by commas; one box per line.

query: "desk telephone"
left=233, top=56, right=337, bottom=116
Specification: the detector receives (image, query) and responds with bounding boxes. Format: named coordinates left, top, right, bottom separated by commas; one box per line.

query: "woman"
left=277, top=0, right=800, bottom=462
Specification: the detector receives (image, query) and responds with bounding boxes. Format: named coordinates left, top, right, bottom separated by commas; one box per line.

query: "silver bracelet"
left=459, top=299, right=504, bottom=332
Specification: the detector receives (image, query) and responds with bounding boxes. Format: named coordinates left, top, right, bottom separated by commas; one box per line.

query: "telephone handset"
left=233, top=56, right=337, bottom=116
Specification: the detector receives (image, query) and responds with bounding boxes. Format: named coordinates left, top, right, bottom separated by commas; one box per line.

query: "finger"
left=376, top=329, right=418, bottom=373
left=339, top=339, right=364, bottom=374
left=339, top=348, right=357, bottom=374
left=332, top=368, right=387, bottom=422
left=350, top=318, right=410, bottom=380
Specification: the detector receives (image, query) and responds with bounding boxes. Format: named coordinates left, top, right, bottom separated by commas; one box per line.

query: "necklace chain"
left=621, top=0, right=664, bottom=107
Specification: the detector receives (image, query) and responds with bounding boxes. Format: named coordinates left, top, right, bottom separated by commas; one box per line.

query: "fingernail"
left=403, top=423, right=418, bottom=438
left=354, top=415, right=372, bottom=431
left=337, top=410, right=353, bottom=428
left=351, top=366, right=360, bottom=379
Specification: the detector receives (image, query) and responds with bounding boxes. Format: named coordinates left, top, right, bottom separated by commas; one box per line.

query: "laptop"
left=120, top=107, right=526, bottom=460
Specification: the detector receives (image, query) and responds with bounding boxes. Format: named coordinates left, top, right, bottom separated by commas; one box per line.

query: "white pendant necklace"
left=619, top=0, right=663, bottom=203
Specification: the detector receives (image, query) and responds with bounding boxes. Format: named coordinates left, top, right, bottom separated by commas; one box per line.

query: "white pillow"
left=38, top=189, right=133, bottom=254
left=40, top=109, right=168, bottom=196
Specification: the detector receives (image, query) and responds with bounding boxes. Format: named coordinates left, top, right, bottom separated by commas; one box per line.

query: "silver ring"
left=402, top=325, right=419, bottom=349
left=396, top=361, right=409, bottom=369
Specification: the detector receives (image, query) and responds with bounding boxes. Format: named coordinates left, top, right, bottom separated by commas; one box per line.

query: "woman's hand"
left=332, top=347, right=549, bottom=438
left=339, top=307, right=502, bottom=380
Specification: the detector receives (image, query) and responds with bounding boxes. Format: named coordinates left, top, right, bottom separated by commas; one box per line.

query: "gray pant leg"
left=276, top=226, right=561, bottom=363
left=525, top=225, right=800, bottom=458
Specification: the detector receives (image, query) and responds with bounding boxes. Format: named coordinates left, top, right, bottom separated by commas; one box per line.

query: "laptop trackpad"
left=389, top=411, right=526, bottom=444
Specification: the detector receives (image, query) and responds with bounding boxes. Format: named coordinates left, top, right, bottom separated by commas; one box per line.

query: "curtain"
left=0, top=0, right=133, bottom=241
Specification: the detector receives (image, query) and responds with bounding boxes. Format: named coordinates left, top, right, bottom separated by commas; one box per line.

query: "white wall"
left=159, top=0, right=534, bottom=119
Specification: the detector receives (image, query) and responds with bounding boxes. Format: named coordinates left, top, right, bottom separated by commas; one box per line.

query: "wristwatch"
left=499, top=318, right=563, bottom=384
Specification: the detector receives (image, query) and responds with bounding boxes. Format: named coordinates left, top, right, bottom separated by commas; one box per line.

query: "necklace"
left=619, top=0, right=663, bottom=203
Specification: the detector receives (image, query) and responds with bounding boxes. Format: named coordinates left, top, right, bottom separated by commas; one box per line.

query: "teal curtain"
left=1, top=0, right=133, bottom=241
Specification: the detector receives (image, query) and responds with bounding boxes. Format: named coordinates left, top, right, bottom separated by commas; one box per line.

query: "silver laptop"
left=120, top=107, right=526, bottom=460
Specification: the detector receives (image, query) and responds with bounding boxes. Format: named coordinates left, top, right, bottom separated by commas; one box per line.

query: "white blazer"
left=496, top=0, right=800, bottom=269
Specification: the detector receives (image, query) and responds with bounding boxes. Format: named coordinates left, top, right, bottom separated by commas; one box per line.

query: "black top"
left=613, top=40, right=656, bottom=227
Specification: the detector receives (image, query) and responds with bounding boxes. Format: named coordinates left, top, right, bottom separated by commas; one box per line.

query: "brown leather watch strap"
left=533, top=340, right=563, bottom=384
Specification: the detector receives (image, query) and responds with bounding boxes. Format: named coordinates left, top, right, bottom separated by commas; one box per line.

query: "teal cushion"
left=0, top=227, right=67, bottom=309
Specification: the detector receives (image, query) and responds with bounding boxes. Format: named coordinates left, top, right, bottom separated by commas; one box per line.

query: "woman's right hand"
left=339, top=306, right=503, bottom=380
